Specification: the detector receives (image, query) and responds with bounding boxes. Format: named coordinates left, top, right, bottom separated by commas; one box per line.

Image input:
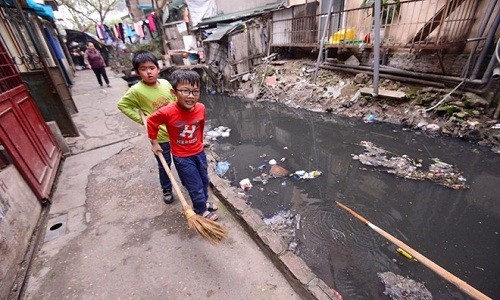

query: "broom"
left=140, top=112, right=228, bottom=244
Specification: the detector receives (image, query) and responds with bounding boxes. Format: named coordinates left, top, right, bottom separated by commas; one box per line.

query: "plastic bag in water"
left=215, top=161, right=230, bottom=177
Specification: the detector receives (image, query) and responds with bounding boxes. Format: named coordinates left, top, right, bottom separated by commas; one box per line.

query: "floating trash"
left=292, top=170, right=322, bottom=180
left=396, top=248, right=417, bottom=262
left=205, top=126, right=231, bottom=140
left=269, top=164, right=290, bottom=177
left=239, top=178, right=252, bottom=190
left=252, top=173, right=269, bottom=185
left=353, top=141, right=468, bottom=189
left=378, top=272, right=432, bottom=300
left=215, top=161, right=230, bottom=177
left=363, top=112, right=376, bottom=123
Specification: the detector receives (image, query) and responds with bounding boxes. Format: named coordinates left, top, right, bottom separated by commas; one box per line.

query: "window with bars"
left=0, top=6, right=44, bottom=73
left=0, top=40, right=23, bottom=93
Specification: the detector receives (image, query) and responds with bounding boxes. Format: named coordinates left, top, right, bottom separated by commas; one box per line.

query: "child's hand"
left=151, top=140, right=162, bottom=155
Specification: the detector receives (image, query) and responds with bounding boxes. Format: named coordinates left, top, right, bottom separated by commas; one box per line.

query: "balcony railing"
left=271, top=0, right=477, bottom=50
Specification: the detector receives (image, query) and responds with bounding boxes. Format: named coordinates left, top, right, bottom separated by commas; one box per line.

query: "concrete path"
left=23, top=69, right=301, bottom=299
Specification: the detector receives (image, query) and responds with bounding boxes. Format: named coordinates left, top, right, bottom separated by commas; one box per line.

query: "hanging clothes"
left=148, top=13, right=157, bottom=32
left=124, top=23, right=134, bottom=37
left=142, top=19, right=153, bottom=39
left=95, top=23, right=104, bottom=40
left=118, top=23, right=125, bottom=43
left=112, top=25, right=119, bottom=42
left=134, top=21, right=144, bottom=39
left=102, top=24, right=114, bottom=44
left=124, top=23, right=134, bottom=43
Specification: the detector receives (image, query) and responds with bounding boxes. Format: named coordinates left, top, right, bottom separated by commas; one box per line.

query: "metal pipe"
left=461, top=0, right=495, bottom=77
left=321, top=53, right=498, bottom=87
left=317, top=64, right=446, bottom=88
left=372, top=0, right=381, bottom=97
left=312, top=0, right=334, bottom=84
left=471, top=9, right=500, bottom=79
left=310, top=52, right=498, bottom=95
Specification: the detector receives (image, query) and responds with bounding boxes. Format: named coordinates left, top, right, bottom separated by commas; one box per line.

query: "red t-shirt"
left=147, top=102, right=205, bottom=157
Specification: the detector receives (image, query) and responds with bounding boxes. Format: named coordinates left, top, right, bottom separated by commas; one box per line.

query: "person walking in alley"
left=147, top=69, right=219, bottom=221
left=84, top=42, right=111, bottom=88
left=117, top=51, right=177, bottom=204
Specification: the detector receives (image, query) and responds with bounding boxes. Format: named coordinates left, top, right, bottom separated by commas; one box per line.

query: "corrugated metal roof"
left=197, top=1, right=284, bottom=28
left=203, top=21, right=245, bottom=42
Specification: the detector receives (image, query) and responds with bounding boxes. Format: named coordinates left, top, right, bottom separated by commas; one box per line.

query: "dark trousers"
left=173, top=151, right=209, bottom=214
left=92, top=67, right=109, bottom=86
left=154, top=142, right=172, bottom=191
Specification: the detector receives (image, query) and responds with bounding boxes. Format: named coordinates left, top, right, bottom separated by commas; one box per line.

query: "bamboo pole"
left=336, top=201, right=492, bottom=300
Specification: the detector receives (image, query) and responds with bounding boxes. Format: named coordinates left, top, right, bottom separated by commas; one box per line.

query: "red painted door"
left=0, top=39, right=61, bottom=200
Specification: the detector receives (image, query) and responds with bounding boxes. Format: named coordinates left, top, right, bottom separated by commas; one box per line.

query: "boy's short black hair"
left=132, top=51, right=158, bottom=71
left=170, top=69, right=200, bottom=89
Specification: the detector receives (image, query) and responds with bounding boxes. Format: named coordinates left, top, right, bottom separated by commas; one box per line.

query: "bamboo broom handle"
left=336, top=201, right=491, bottom=300
left=157, top=154, right=191, bottom=211
left=141, top=112, right=191, bottom=212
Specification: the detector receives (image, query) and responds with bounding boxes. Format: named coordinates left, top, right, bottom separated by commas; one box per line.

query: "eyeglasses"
left=175, top=89, right=201, bottom=96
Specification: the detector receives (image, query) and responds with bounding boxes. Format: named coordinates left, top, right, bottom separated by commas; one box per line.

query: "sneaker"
left=162, top=189, right=173, bottom=204
left=107, top=84, right=112, bottom=88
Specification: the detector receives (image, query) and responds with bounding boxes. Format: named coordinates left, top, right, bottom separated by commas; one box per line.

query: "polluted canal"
left=204, top=94, right=499, bottom=300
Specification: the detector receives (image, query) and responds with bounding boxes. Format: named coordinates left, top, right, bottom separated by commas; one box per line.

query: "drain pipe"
left=318, top=52, right=498, bottom=92
left=461, top=0, right=497, bottom=77
left=372, top=0, right=381, bottom=97
left=471, top=9, right=500, bottom=80
left=312, top=0, right=335, bottom=84
left=316, top=64, right=446, bottom=87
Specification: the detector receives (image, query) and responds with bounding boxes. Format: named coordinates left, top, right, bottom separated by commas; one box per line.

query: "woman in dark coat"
left=84, top=42, right=111, bottom=87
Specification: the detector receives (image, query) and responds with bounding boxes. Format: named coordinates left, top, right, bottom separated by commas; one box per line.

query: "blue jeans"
left=154, top=142, right=172, bottom=191
left=173, top=151, right=209, bottom=214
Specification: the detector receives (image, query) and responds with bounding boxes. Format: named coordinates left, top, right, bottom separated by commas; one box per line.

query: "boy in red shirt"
left=147, top=69, right=219, bottom=221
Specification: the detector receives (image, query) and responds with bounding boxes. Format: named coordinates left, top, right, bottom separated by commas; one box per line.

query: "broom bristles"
left=184, top=209, right=228, bottom=244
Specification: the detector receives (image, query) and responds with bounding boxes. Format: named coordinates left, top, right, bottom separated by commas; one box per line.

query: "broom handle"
left=140, top=112, right=191, bottom=211
left=336, top=201, right=491, bottom=300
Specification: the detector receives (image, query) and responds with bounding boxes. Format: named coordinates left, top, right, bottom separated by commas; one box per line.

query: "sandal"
left=206, top=202, right=218, bottom=212
left=202, top=211, right=219, bottom=221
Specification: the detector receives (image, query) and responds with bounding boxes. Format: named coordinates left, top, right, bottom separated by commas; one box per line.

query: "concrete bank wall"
left=0, top=165, right=41, bottom=298
left=207, top=153, right=342, bottom=300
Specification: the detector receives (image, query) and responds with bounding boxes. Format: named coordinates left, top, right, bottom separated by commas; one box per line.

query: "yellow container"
left=329, top=28, right=356, bottom=44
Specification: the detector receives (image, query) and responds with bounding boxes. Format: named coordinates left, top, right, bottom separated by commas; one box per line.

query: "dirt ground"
left=233, top=58, right=500, bottom=154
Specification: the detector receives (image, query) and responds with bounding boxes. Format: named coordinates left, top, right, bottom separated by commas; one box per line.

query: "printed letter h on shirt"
left=179, top=124, right=196, bottom=138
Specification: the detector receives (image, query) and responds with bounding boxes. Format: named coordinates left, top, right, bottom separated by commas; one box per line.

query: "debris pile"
left=352, top=141, right=468, bottom=189
left=378, top=272, right=433, bottom=300
left=263, top=210, right=300, bottom=252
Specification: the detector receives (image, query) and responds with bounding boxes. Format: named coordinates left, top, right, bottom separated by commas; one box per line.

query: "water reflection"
left=204, top=94, right=500, bottom=299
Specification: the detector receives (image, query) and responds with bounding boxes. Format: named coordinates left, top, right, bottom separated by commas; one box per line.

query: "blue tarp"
left=0, top=0, right=55, bottom=20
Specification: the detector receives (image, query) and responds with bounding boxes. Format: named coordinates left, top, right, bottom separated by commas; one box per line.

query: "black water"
left=203, top=94, right=500, bottom=300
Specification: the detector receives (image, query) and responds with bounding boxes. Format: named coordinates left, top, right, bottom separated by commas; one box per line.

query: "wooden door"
left=0, top=39, right=61, bottom=200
